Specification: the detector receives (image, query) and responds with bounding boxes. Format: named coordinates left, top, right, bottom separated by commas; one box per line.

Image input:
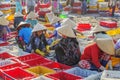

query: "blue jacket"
left=18, top=27, right=32, bottom=44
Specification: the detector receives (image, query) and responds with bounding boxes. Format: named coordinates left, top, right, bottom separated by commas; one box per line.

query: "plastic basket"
left=0, top=42, right=9, bottom=46
left=2, top=67, right=35, bottom=80
left=26, top=66, right=55, bottom=77
left=76, top=23, right=91, bottom=31
left=0, top=62, right=29, bottom=78
left=64, top=67, right=98, bottom=78
left=0, top=62, right=29, bottom=71
left=47, top=72, right=82, bottom=80
left=24, top=58, right=52, bottom=67
left=101, top=70, right=120, bottom=80
left=0, top=52, right=15, bottom=59
left=17, top=53, right=43, bottom=62
left=39, top=3, right=51, bottom=8
left=42, top=62, right=71, bottom=71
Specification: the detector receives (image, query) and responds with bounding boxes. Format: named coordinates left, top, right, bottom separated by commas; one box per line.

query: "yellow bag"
left=46, top=45, right=50, bottom=52
left=6, top=14, right=14, bottom=22
left=35, top=49, right=45, bottom=56
left=51, top=39, right=60, bottom=46
left=106, top=57, right=120, bottom=69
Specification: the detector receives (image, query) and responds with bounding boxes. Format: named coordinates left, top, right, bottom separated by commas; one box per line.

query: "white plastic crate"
left=101, top=70, right=120, bottom=80
left=31, top=75, right=53, bottom=80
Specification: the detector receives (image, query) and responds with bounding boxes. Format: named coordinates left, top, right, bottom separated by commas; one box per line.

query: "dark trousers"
left=111, top=6, right=116, bottom=17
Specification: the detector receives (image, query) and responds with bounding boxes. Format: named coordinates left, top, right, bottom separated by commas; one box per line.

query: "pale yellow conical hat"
left=14, top=12, right=23, bottom=17
left=0, top=11, right=3, bottom=16
left=27, top=11, right=38, bottom=19
left=91, top=25, right=109, bottom=33
left=17, top=21, right=30, bottom=30
left=32, top=23, right=47, bottom=32
left=50, top=16, right=62, bottom=24
left=0, top=16, right=9, bottom=26
left=46, top=12, right=55, bottom=22
left=61, top=18, right=76, bottom=28
left=56, top=24, right=76, bottom=38
left=96, top=38, right=115, bottom=55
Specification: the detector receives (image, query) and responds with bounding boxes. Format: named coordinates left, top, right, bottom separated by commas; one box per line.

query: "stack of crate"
left=71, top=1, right=82, bottom=14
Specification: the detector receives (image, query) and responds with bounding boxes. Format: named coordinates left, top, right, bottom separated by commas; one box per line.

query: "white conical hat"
left=96, top=38, right=115, bottom=55
left=46, top=12, right=55, bottom=22
left=91, top=25, right=109, bottom=33
left=94, top=33, right=115, bottom=55
left=17, top=21, right=30, bottom=30
left=0, top=16, right=9, bottom=26
left=14, top=12, right=23, bottom=17
left=50, top=16, right=62, bottom=24
left=61, top=18, right=76, bottom=28
left=32, top=23, right=47, bottom=32
left=27, top=11, right=38, bottom=19
left=56, top=24, right=76, bottom=38
left=0, top=11, right=3, bottom=16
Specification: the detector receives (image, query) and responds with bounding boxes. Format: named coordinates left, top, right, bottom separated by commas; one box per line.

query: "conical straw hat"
left=17, top=21, right=30, bottom=30
left=14, top=12, right=23, bottom=17
left=61, top=18, right=76, bottom=28
left=0, top=16, right=9, bottom=26
left=0, top=11, right=3, bottom=16
left=90, top=25, right=109, bottom=33
left=27, top=11, right=38, bottom=19
left=32, top=23, right=47, bottom=32
left=50, top=16, right=62, bottom=24
left=56, top=24, right=76, bottom=38
left=46, top=12, right=55, bottom=22
left=96, top=38, right=115, bottom=55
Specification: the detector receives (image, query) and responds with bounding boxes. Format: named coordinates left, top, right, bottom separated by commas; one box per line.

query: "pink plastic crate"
left=24, top=58, right=52, bottom=67
left=17, top=53, right=43, bottom=62
left=0, top=52, right=15, bottom=59
left=47, top=72, right=82, bottom=80
left=42, top=62, right=72, bottom=71
left=2, top=67, right=35, bottom=80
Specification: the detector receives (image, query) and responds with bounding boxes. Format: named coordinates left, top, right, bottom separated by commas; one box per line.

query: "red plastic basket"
left=24, top=58, right=52, bottom=67
left=2, top=67, right=35, bottom=80
left=39, top=3, right=51, bottom=8
left=47, top=72, right=82, bottom=80
left=0, top=42, right=9, bottom=46
left=76, top=23, right=91, bottom=31
left=42, top=62, right=72, bottom=71
left=10, top=31, right=17, bottom=35
left=0, top=63, right=29, bottom=78
left=17, top=53, right=43, bottom=62
left=0, top=52, right=15, bottom=59
left=38, top=11, right=51, bottom=16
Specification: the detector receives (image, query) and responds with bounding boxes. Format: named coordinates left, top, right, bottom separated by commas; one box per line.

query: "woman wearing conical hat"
left=17, top=22, right=32, bottom=50
left=14, top=12, right=24, bottom=28
left=90, top=25, right=110, bottom=41
left=79, top=34, right=115, bottom=71
left=28, top=23, right=48, bottom=56
left=49, top=24, right=81, bottom=66
left=49, top=15, right=62, bottom=40
left=25, top=11, right=38, bottom=28
left=0, top=16, right=11, bottom=41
